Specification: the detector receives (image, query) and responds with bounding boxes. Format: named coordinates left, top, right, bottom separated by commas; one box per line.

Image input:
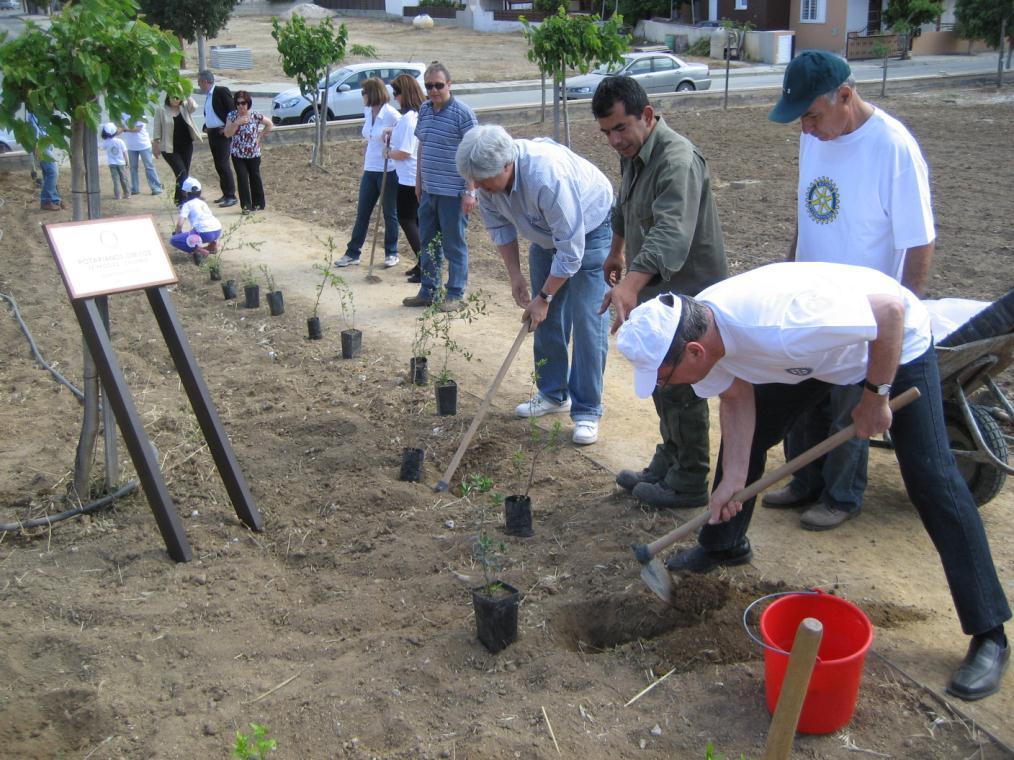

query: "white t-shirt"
left=796, top=108, right=935, bottom=280
left=179, top=198, right=223, bottom=234
left=120, top=116, right=153, bottom=152
left=361, top=103, right=401, bottom=173
left=102, top=136, right=128, bottom=166
left=389, top=109, right=418, bottom=187
left=692, top=262, right=932, bottom=398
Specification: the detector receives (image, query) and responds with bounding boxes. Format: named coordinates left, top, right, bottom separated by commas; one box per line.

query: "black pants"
left=232, top=155, right=264, bottom=211
left=206, top=128, right=235, bottom=199
left=162, top=142, right=193, bottom=206
left=397, top=183, right=421, bottom=259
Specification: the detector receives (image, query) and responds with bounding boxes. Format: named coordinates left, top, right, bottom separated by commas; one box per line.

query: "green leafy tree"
left=138, top=0, right=240, bottom=71
left=271, top=14, right=348, bottom=168
left=884, top=0, right=943, bottom=59
left=0, top=0, right=188, bottom=498
left=955, top=0, right=1013, bottom=85
left=521, top=9, right=629, bottom=146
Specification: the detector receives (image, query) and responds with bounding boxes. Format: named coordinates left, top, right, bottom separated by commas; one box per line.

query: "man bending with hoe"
left=615, top=262, right=1009, bottom=700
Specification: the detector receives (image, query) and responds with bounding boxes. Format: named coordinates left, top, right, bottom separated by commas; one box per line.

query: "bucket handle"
left=742, top=589, right=824, bottom=662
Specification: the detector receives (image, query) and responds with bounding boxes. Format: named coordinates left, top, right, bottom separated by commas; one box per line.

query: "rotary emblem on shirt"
left=805, top=176, right=839, bottom=225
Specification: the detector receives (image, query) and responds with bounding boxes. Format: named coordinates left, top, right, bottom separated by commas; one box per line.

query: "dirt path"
left=0, top=86, right=1011, bottom=758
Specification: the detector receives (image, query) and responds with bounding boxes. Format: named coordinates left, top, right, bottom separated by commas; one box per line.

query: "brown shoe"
left=402, top=294, right=433, bottom=308
left=40, top=202, right=62, bottom=211
left=800, top=503, right=859, bottom=531
left=761, top=484, right=819, bottom=509
left=437, top=299, right=465, bottom=313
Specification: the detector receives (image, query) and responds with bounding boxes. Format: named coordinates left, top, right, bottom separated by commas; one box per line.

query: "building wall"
left=789, top=0, right=848, bottom=55
left=715, top=0, right=790, bottom=30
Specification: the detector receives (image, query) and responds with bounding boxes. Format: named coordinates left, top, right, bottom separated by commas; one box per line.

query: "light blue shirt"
left=477, top=138, right=613, bottom=279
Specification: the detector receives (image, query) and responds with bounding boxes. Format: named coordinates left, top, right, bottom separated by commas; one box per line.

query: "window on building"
left=735, top=0, right=747, bottom=9
left=801, top=0, right=826, bottom=23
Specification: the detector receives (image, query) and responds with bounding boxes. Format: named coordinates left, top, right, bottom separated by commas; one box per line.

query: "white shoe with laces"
left=334, top=254, right=359, bottom=267
left=515, top=394, right=572, bottom=418
left=572, top=420, right=599, bottom=445
left=384, top=254, right=399, bottom=268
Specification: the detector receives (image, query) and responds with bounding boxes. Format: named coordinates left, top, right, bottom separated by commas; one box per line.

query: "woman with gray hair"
left=455, top=124, right=614, bottom=445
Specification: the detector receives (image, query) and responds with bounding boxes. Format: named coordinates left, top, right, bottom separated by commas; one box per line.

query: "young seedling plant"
left=463, top=473, right=507, bottom=596
left=232, top=722, right=277, bottom=760
left=259, top=264, right=276, bottom=294
left=515, top=360, right=564, bottom=498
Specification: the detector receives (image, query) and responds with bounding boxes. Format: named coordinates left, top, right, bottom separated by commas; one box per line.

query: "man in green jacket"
left=594, top=76, right=727, bottom=508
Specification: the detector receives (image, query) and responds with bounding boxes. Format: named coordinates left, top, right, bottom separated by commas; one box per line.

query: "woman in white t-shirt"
left=386, top=74, right=425, bottom=282
left=334, top=78, right=402, bottom=268
left=119, top=113, right=164, bottom=196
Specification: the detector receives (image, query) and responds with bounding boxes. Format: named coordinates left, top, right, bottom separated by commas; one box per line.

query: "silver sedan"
left=565, top=52, right=711, bottom=99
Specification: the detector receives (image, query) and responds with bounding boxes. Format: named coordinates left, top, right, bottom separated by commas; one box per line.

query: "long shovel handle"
left=434, top=320, right=531, bottom=492
left=365, top=152, right=390, bottom=280
left=762, top=617, right=823, bottom=760
left=642, top=386, right=921, bottom=560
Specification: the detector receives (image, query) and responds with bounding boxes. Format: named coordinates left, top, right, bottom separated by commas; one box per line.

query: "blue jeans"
left=128, top=148, right=163, bottom=194
left=528, top=219, right=611, bottom=421
left=345, top=169, right=399, bottom=260
left=783, top=383, right=868, bottom=513
left=697, top=346, right=1010, bottom=635
left=170, top=228, right=222, bottom=253
left=39, top=160, right=60, bottom=205
left=417, top=191, right=469, bottom=301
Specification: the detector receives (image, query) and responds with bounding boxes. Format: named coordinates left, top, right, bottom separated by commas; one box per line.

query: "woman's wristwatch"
left=538, top=290, right=553, bottom=303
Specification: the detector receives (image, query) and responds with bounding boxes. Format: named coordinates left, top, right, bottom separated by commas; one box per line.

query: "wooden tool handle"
left=435, top=320, right=530, bottom=491
left=644, top=385, right=920, bottom=559
left=762, top=617, right=823, bottom=760
left=365, top=155, right=390, bottom=278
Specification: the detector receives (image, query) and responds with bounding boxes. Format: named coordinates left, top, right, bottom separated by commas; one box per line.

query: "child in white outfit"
left=101, top=122, right=130, bottom=199
left=171, top=176, right=223, bottom=260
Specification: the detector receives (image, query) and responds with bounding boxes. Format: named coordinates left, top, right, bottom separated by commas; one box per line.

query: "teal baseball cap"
left=768, top=50, right=851, bottom=123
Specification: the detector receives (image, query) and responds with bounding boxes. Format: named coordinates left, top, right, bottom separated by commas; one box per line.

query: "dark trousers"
left=231, top=155, right=264, bottom=211
left=206, top=128, right=235, bottom=199
left=698, top=346, right=1010, bottom=636
left=396, top=183, right=421, bottom=259
left=649, top=382, right=711, bottom=494
left=345, top=170, right=399, bottom=260
left=162, top=143, right=193, bottom=206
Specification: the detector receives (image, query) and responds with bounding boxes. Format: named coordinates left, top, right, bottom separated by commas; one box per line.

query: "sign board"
left=44, top=215, right=177, bottom=300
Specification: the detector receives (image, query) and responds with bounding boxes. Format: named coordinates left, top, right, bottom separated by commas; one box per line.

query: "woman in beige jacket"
left=153, top=94, right=202, bottom=206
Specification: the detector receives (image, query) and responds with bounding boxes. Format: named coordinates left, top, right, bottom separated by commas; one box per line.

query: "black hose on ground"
left=0, top=289, right=85, bottom=403
left=0, top=479, right=139, bottom=533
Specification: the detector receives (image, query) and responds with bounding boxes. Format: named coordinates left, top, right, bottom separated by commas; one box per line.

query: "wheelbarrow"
left=871, top=288, right=1013, bottom=505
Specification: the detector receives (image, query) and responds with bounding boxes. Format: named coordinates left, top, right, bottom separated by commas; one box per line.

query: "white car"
left=272, top=62, right=426, bottom=125
left=565, top=52, right=711, bottom=100
left=0, top=127, right=22, bottom=153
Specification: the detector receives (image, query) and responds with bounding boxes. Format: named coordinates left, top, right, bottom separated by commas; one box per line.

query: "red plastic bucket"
left=756, top=590, right=873, bottom=734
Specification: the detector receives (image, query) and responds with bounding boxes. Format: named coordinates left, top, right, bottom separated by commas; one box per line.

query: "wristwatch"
left=464, top=189, right=477, bottom=198
left=863, top=380, right=892, bottom=396
left=538, top=289, right=553, bottom=303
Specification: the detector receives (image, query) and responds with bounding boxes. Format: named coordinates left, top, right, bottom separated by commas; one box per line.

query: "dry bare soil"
left=0, top=44, right=1012, bottom=760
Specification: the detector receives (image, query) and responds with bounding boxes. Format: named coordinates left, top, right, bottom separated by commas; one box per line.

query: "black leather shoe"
left=946, top=635, right=1010, bottom=701
left=214, top=196, right=226, bottom=204
left=615, top=468, right=660, bottom=493
left=219, top=197, right=238, bottom=208
left=666, top=538, right=752, bottom=574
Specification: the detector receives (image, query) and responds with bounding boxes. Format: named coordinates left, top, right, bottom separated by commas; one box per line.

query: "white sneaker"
left=515, top=394, right=572, bottom=418
left=334, top=254, right=359, bottom=268
left=384, top=254, right=399, bottom=268
left=572, top=420, right=599, bottom=445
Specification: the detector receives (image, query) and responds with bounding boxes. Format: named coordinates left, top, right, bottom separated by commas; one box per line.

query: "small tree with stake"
left=884, top=0, right=943, bottom=60
left=956, top=0, right=1014, bottom=87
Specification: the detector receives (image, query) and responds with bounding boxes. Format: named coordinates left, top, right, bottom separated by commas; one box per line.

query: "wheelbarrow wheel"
left=943, top=401, right=1008, bottom=506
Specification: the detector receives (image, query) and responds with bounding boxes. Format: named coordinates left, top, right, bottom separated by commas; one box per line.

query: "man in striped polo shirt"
left=403, top=62, right=479, bottom=312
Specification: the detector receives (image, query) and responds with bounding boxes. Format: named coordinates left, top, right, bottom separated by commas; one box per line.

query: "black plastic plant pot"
left=398, top=447, right=424, bottom=482
left=221, top=280, right=237, bottom=300
left=267, top=291, right=284, bottom=316
left=472, top=582, right=521, bottom=654
left=244, top=284, right=260, bottom=309
left=209, top=265, right=222, bottom=282
left=434, top=379, right=457, bottom=416
left=191, top=251, right=204, bottom=266
left=410, top=356, right=428, bottom=385
left=504, top=495, right=534, bottom=538
left=340, top=328, right=363, bottom=359
left=307, top=316, right=322, bottom=340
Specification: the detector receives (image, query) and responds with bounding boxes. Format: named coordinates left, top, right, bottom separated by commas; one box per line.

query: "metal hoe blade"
left=640, top=558, right=675, bottom=604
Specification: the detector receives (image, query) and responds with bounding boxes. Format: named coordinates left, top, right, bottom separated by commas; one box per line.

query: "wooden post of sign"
left=70, top=297, right=192, bottom=562
left=146, top=286, right=262, bottom=532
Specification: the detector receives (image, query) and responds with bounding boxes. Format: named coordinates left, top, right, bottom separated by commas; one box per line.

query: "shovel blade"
left=640, top=557, right=675, bottom=604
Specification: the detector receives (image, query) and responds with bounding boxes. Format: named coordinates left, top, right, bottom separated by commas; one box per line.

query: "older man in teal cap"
left=761, top=50, right=937, bottom=532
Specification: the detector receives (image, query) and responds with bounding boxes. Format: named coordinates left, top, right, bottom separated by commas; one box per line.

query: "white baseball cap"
left=615, top=293, right=684, bottom=399
left=101, top=122, right=118, bottom=138
left=181, top=176, right=201, bottom=192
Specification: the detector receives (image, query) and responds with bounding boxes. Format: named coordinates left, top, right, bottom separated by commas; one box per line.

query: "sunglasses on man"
left=424, top=82, right=446, bottom=91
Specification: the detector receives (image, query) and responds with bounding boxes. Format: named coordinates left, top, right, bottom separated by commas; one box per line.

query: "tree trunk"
left=540, top=72, right=546, bottom=123
left=313, top=65, right=332, bottom=168
left=562, top=66, right=571, bottom=148
left=552, top=68, right=561, bottom=142
left=881, top=53, right=888, bottom=97
left=197, top=34, right=207, bottom=73
left=999, top=16, right=1007, bottom=87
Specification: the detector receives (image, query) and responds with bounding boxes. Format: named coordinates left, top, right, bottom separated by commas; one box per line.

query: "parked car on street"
left=0, top=0, right=21, bottom=11
left=272, top=62, right=425, bottom=125
left=565, top=52, right=711, bottom=99
left=0, top=127, right=22, bottom=153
